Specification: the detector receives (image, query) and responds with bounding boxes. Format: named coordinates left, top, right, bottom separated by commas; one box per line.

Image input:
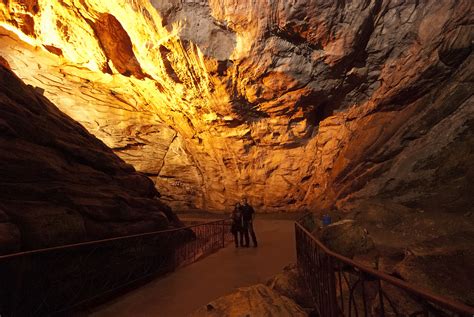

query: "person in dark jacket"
left=240, top=197, right=258, bottom=247
left=230, top=202, right=244, bottom=247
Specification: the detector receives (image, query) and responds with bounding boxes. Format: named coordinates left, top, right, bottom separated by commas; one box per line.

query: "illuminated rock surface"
left=0, top=0, right=472, bottom=213
left=0, top=0, right=473, bottom=311
left=0, top=65, right=178, bottom=253
left=190, top=284, right=307, bottom=317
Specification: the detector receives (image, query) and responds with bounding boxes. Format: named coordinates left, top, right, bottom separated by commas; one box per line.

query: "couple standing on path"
left=230, top=198, right=258, bottom=248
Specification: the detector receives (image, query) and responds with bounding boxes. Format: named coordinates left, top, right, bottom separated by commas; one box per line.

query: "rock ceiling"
left=0, top=0, right=472, bottom=212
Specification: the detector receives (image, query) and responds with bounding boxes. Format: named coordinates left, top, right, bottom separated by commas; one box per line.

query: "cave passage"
left=0, top=0, right=473, bottom=316
left=90, top=219, right=295, bottom=317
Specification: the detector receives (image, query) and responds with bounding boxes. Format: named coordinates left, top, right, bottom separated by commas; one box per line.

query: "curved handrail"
left=0, top=217, right=233, bottom=315
left=0, top=218, right=230, bottom=260
left=295, top=215, right=474, bottom=315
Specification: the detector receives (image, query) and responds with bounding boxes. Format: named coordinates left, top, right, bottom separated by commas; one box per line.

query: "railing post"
left=221, top=221, right=225, bottom=248
left=327, top=256, right=338, bottom=317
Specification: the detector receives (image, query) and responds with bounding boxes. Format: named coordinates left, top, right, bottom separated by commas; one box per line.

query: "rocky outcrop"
left=190, top=284, right=307, bottom=317
left=319, top=220, right=375, bottom=258
left=266, top=264, right=313, bottom=310
left=0, top=64, right=179, bottom=254
left=394, top=232, right=474, bottom=306
left=0, top=0, right=472, bottom=214
left=92, top=13, right=146, bottom=78
left=310, top=199, right=474, bottom=305
left=190, top=265, right=314, bottom=317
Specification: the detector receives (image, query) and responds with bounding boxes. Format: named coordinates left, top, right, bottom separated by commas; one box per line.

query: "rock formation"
left=191, top=265, right=314, bottom=317
left=311, top=201, right=474, bottom=305
left=190, top=284, right=307, bottom=317
left=266, top=264, right=314, bottom=311
left=0, top=0, right=472, bottom=214
left=0, top=64, right=179, bottom=254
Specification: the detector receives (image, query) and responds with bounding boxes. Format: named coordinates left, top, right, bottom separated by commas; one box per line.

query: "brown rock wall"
left=0, top=0, right=472, bottom=213
left=0, top=64, right=178, bottom=253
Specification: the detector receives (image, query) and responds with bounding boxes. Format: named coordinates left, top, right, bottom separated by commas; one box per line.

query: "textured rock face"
left=320, top=220, right=375, bottom=258
left=310, top=200, right=474, bottom=304
left=0, top=64, right=179, bottom=254
left=394, top=233, right=474, bottom=305
left=0, top=0, right=472, bottom=213
left=266, top=264, right=313, bottom=310
left=190, top=284, right=307, bottom=317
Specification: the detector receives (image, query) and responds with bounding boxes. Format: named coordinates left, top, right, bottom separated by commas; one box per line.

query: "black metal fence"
left=295, top=213, right=474, bottom=317
left=0, top=219, right=232, bottom=316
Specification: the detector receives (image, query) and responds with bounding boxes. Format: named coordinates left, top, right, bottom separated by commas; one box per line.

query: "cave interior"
left=0, top=0, right=473, bottom=315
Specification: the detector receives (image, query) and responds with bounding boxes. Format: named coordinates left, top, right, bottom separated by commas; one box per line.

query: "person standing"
left=241, top=197, right=258, bottom=247
left=230, top=203, right=243, bottom=248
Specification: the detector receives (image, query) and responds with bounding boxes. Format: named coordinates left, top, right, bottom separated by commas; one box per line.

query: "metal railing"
left=295, top=213, right=474, bottom=317
left=0, top=219, right=232, bottom=316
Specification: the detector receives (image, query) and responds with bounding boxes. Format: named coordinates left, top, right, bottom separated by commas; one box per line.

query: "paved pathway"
left=90, top=219, right=296, bottom=317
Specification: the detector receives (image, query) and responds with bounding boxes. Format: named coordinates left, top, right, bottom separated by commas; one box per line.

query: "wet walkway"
left=90, top=219, right=295, bottom=317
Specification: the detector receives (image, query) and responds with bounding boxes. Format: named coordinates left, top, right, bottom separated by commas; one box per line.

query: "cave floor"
left=87, top=219, right=296, bottom=317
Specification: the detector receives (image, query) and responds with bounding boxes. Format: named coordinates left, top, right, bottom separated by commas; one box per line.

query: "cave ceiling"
left=0, top=0, right=472, bottom=212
